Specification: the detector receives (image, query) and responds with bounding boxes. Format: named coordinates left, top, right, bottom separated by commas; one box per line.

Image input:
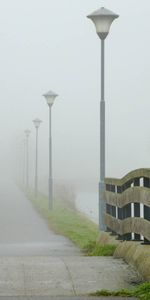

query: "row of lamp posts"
left=24, top=91, right=58, bottom=212
left=23, top=6, right=119, bottom=231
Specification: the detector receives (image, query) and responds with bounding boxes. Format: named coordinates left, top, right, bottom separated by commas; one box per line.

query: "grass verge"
left=91, top=282, right=150, bottom=300
left=26, top=190, right=117, bottom=256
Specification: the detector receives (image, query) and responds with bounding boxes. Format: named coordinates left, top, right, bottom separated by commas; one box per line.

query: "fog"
left=0, top=0, right=150, bottom=193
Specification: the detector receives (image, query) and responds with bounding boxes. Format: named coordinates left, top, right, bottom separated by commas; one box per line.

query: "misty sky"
left=0, top=0, right=150, bottom=191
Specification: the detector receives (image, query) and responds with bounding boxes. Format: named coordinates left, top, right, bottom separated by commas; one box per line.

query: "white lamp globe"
left=33, top=118, right=42, bottom=129
left=43, top=90, right=58, bottom=106
left=24, top=129, right=31, bottom=137
left=87, top=7, right=119, bottom=39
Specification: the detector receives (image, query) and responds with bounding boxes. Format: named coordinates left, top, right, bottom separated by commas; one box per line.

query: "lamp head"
left=33, top=118, right=42, bottom=129
left=43, top=90, right=58, bottom=106
left=87, top=7, right=119, bottom=39
left=24, top=129, right=31, bottom=137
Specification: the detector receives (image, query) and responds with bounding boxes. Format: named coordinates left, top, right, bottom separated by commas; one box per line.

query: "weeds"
left=91, top=282, right=150, bottom=299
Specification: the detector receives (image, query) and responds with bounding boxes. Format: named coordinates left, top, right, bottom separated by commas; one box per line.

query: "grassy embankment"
left=27, top=190, right=116, bottom=256
left=91, top=282, right=150, bottom=300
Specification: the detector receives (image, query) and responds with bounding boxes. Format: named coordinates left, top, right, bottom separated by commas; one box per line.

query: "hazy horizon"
left=0, top=0, right=150, bottom=193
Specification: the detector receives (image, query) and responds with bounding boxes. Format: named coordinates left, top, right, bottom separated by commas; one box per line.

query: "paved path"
left=0, top=180, right=140, bottom=297
left=0, top=297, right=137, bottom=300
left=0, top=180, right=79, bottom=256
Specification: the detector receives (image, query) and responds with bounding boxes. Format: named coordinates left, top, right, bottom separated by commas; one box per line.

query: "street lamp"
left=87, top=7, right=119, bottom=231
left=24, top=129, right=31, bottom=190
left=33, top=118, right=42, bottom=198
left=43, top=90, right=58, bottom=209
left=22, top=138, right=26, bottom=187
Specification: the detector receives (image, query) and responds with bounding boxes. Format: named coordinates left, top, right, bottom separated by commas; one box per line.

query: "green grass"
left=85, top=240, right=117, bottom=256
left=26, top=191, right=117, bottom=256
left=91, top=282, right=150, bottom=299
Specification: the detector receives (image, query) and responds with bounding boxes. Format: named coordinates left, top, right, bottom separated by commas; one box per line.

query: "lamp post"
left=87, top=7, right=119, bottom=231
left=22, top=138, right=26, bottom=187
left=33, top=118, right=42, bottom=198
left=24, top=129, right=31, bottom=190
left=43, top=90, right=58, bottom=210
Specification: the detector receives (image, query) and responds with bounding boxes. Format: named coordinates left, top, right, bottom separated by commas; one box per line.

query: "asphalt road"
left=0, top=179, right=140, bottom=297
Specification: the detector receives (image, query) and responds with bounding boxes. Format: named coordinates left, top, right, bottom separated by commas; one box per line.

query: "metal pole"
left=35, top=127, right=38, bottom=197
left=99, top=38, right=106, bottom=231
left=23, top=139, right=26, bottom=186
left=49, top=105, right=53, bottom=209
left=101, top=39, right=105, bottom=180
left=26, top=135, right=29, bottom=189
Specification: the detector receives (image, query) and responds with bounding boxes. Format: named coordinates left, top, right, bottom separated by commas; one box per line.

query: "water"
left=75, top=192, right=99, bottom=224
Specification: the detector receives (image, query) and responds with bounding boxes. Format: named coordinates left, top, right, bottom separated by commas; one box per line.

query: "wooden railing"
left=104, top=168, right=150, bottom=242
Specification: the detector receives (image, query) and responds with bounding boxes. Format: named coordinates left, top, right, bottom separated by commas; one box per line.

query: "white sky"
left=0, top=0, right=150, bottom=191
